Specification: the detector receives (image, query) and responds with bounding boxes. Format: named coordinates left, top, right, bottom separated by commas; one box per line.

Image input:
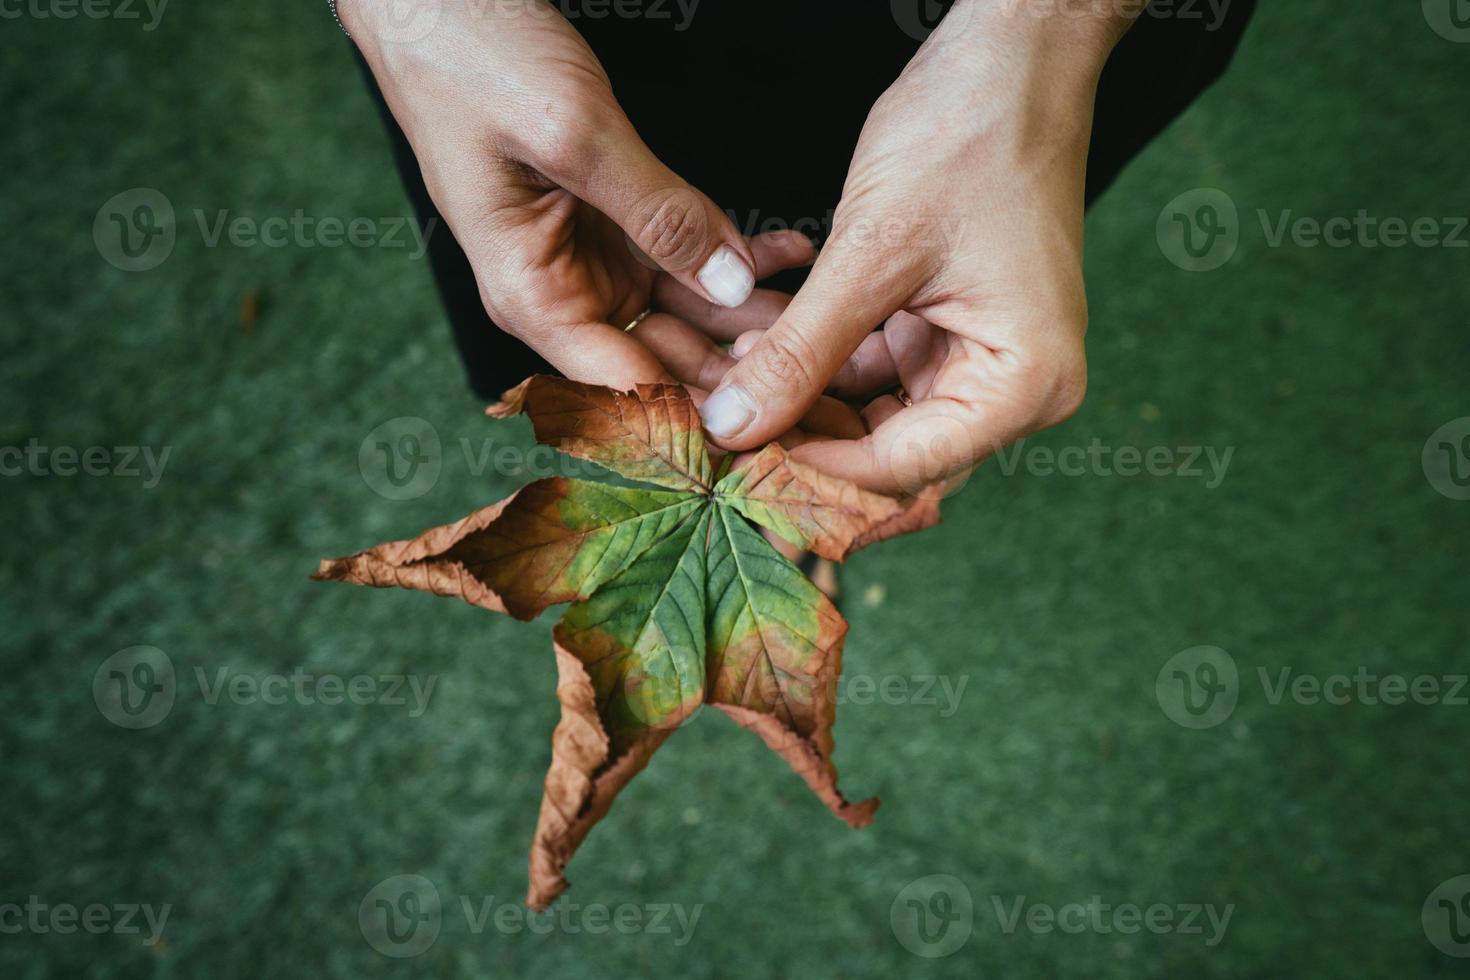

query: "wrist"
left=941, top=0, right=1135, bottom=78
left=910, top=0, right=1133, bottom=145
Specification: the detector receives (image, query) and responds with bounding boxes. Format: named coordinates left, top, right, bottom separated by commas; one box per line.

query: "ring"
left=896, top=388, right=914, bottom=407
left=624, top=308, right=653, bottom=333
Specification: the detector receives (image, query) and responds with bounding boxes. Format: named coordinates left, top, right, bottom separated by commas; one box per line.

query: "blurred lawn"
left=4, top=2, right=1470, bottom=977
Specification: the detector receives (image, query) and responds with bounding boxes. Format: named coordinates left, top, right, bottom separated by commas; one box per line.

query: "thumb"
left=698, top=243, right=916, bottom=449
left=544, top=122, right=757, bottom=309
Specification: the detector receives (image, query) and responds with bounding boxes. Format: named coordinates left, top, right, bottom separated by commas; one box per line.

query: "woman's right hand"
left=339, top=0, right=763, bottom=389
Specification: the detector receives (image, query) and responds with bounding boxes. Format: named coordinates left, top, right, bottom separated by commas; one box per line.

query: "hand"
left=340, top=0, right=762, bottom=389
left=696, top=0, right=1137, bottom=495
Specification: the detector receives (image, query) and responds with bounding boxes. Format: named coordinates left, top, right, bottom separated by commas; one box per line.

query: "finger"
left=631, top=313, right=734, bottom=391
left=533, top=120, right=758, bottom=310
left=732, top=328, right=899, bottom=401
left=697, top=239, right=920, bottom=449
left=777, top=429, right=821, bottom=450
left=884, top=312, right=945, bottom=400
left=747, top=230, right=818, bottom=278
left=799, top=396, right=869, bottom=441
left=730, top=330, right=764, bottom=359
left=653, top=231, right=814, bottom=341
left=444, top=173, right=672, bottom=389
left=523, top=319, right=672, bottom=389
left=654, top=287, right=794, bottom=343
left=789, top=396, right=1023, bottom=497
left=633, top=316, right=865, bottom=439
left=828, top=331, right=900, bottom=399
left=861, top=394, right=905, bottom=431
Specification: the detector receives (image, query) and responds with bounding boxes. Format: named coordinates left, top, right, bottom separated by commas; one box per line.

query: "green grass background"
left=4, top=1, right=1469, bottom=976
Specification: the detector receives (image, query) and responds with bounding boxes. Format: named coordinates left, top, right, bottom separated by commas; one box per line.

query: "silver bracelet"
left=326, top=0, right=351, bottom=38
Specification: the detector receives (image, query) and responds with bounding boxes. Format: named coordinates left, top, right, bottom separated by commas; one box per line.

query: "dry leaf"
left=316, top=376, right=941, bottom=908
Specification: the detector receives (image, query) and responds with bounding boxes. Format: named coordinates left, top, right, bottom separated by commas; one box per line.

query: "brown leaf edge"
left=715, top=705, right=880, bottom=830
left=310, top=491, right=524, bottom=612
left=528, top=631, right=880, bottom=910
left=528, top=642, right=671, bottom=909
left=486, top=377, right=534, bottom=419
left=714, top=585, right=880, bottom=833
left=494, top=377, right=944, bottom=557
left=724, top=444, right=944, bottom=561
left=851, top=484, right=944, bottom=553
left=489, top=375, right=712, bottom=492
left=320, top=379, right=933, bottom=908
left=719, top=444, right=899, bottom=562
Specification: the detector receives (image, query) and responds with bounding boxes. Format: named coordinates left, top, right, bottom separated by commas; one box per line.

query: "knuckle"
left=519, top=106, right=598, bottom=177
left=474, top=266, right=539, bottom=344
left=749, top=333, right=818, bottom=392
left=1048, top=368, right=1088, bottom=424
left=1034, top=348, right=1089, bottom=426
left=635, top=190, right=709, bottom=269
left=474, top=277, right=509, bottom=327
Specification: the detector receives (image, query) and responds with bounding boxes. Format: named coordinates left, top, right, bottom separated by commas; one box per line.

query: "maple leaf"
left=315, top=376, right=941, bottom=908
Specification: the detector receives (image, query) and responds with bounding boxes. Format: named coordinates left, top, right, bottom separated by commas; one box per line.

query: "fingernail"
left=699, top=384, right=758, bottom=439
left=697, top=246, right=755, bottom=308
left=730, top=332, right=763, bottom=358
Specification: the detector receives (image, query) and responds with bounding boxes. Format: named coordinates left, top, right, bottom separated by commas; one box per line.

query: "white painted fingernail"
left=731, top=331, right=764, bottom=359
left=699, top=385, right=758, bottom=439
left=697, top=246, right=755, bottom=308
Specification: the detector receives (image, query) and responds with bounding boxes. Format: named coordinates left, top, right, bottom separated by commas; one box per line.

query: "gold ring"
left=624, top=308, right=653, bottom=333
left=896, top=388, right=914, bottom=407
